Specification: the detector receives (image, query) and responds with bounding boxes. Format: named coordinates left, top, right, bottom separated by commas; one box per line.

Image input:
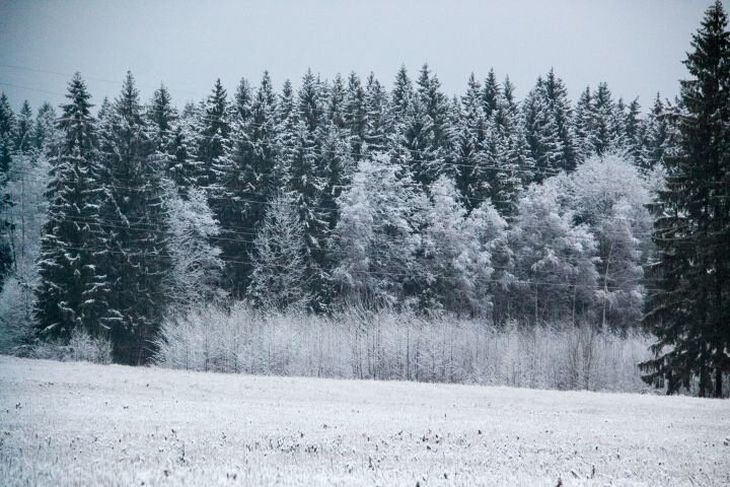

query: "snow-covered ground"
left=0, top=356, right=728, bottom=486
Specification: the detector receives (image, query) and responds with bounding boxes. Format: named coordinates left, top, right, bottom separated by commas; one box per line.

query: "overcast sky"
left=0, top=0, right=720, bottom=112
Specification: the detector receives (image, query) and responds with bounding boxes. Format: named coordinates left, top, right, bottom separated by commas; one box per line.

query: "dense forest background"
left=0, top=2, right=727, bottom=397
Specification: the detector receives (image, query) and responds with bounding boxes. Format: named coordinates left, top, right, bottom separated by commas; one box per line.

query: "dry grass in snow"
left=0, top=355, right=728, bottom=486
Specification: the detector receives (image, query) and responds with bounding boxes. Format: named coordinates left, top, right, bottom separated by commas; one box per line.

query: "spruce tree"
left=35, top=73, right=109, bottom=341
left=344, top=72, right=368, bottom=161
left=451, top=74, right=485, bottom=208
left=642, top=1, right=730, bottom=397
left=523, top=77, right=563, bottom=183
left=34, top=102, right=58, bottom=153
left=544, top=68, right=577, bottom=172
left=288, top=70, right=330, bottom=309
left=0, top=93, right=16, bottom=290
left=198, top=79, right=232, bottom=191
left=573, top=87, right=594, bottom=164
left=640, top=93, right=671, bottom=172
left=97, top=72, right=168, bottom=364
left=223, top=72, right=278, bottom=297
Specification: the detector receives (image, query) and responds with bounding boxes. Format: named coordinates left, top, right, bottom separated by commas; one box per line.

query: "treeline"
left=0, top=2, right=727, bottom=399
left=0, top=65, right=667, bottom=364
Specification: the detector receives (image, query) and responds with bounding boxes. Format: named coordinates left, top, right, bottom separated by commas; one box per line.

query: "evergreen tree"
left=573, top=87, right=594, bottom=164
left=452, top=74, right=489, bottom=210
left=642, top=1, right=730, bottom=397
left=482, top=68, right=500, bottom=120
left=591, top=82, right=619, bottom=156
left=197, top=79, right=232, bottom=191
left=288, top=70, right=330, bottom=309
left=344, top=72, right=367, bottom=160
left=523, top=77, right=563, bottom=183
left=640, top=93, right=671, bottom=172
left=14, top=101, right=34, bottom=154
left=34, top=102, right=58, bottom=154
left=222, top=72, right=278, bottom=297
left=488, top=77, right=532, bottom=216
left=391, top=65, right=413, bottom=127
left=544, top=68, right=577, bottom=172
left=0, top=93, right=16, bottom=290
left=364, top=72, right=389, bottom=150
left=34, top=73, right=109, bottom=341
left=623, top=98, right=644, bottom=167
left=165, top=184, right=224, bottom=312
left=98, top=71, right=168, bottom=364
left=147, top=84, right=198, bottom=192
left=247, top=192, right=310, bottom=310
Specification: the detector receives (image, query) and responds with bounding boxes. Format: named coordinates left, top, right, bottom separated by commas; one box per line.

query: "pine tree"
left=198, top=79, right=232, bottom=191
left=223, top=72, right=278, bottom=297
left=344, top=72, right=367, bottom=160
left=247, top=192, right=309, bottom=310
left=452, top=74, right=488, bottom=210
left=591, top=82, right=618, bottom=156
left=417, top=64, right=451, bottom=160
left=640, top=93, right=671, bottom=172
left=642, top=1, right=730, bottom=397
left=364, top=72, right=389, bottom=150
left=0, top=93, right=16, bottom=290
left=491, top=77, right=533, bottom=216
left=623, top=98, right=644, bottom=167
left=147, top=84, right=198, bottom=192
left=35, top=73, right=109, bottom=341
left=482, top=68, right=500, bottom=120
left=544, top=68, right=577, bottom=172
left=573, top=87, right=594, bottom=164
left=97, top=71, right=168, bottom=364
left=288, top=70, right=330, bottom=309
left=34, top=102, right=58, bottom=154
left=391, top=65, right=413, bottom=127
left=523, top=77, right=563, bottom=183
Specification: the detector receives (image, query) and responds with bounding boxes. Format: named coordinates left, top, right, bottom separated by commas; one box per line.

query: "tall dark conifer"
left=642, top=1, right=730, bottom=398
left=98, top=72, right=167, bottom=364
left=35, top=74, right=108, bottom=341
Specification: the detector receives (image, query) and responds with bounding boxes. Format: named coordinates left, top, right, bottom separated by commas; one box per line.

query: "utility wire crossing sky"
left=0, top=0, right=721, bottom=110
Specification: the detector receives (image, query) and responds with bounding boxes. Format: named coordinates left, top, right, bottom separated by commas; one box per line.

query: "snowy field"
left=1, top=356, right=728, bottom=486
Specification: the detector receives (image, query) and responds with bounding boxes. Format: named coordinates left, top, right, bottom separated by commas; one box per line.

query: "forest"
left=0, top=2, right=727, bottom=397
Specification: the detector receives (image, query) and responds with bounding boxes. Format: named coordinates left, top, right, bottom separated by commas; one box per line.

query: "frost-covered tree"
left=35, top=73, right=109, bottom=341
left=490, top=77, right=533, bottom=216
left=0, top=93, right=18, bottom=290
left=147, top=84, right=198, bottom=192
left=165, top=184, right=224, bottom=312
left=509, top=183, right=598, bottom=324
left=482, top=68, right=500, bottom=120
left=524, top=77, right=564, bottom=183
left=419, top=176, right=499, bottom=315
left=34, top=102, right=59, bottom=154
left=573, top=87, right=594, bottom=164
left=218, top=73, right=278, bottom=297
left=364, top=72, right=389, bottom=150
left=344, top=72, right=367, bottom=161
left=331, top=154, right=425, bottom=308
left=198, top=78, right=232, bottom=192
left=562, top=154, right=652, bottom=329
left=640, top=94, right=672, bottom=173
left=288, top=70, right=331, bottom=309
left=247, top=192, right=309, bottom=311
left=0, top=103, right=53, bottom=352
left=591, top=83, right=620, bottom=156
left=451, top=74, right=489, bottom=209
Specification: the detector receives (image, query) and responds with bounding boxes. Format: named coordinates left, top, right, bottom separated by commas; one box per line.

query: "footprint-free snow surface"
left=0, top=356, right=728, bottom=486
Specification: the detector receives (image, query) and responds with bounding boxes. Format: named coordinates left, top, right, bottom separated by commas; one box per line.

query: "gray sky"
left=0, top=0, right=720, bottom=112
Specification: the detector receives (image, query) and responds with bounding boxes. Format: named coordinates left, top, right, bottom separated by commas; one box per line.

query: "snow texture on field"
left=0, top=356, right=728, bottom=486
